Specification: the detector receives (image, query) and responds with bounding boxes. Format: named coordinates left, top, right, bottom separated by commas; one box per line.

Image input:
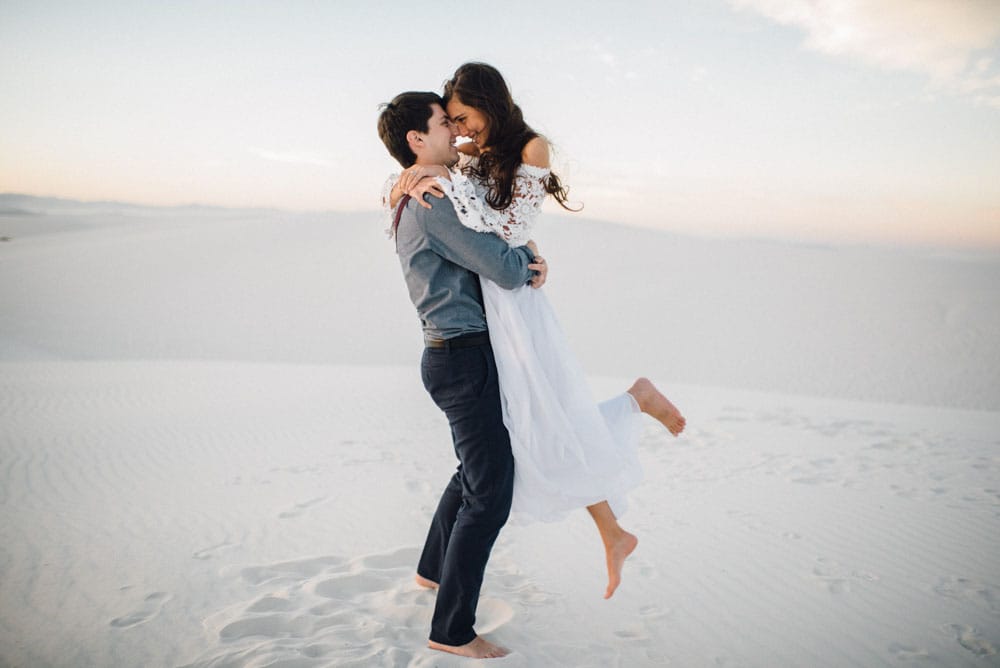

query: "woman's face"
left=446, top=96, right=490, bottom=149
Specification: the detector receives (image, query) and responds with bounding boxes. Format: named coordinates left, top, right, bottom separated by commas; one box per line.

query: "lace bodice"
left=382, top=157, right=550, bottom=247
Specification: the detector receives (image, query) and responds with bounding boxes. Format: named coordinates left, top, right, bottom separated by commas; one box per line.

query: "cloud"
left=250, top=148, right=333, bottom=167
left=583, top=42, right=648, bottom=83
left=733, top=0, right=1000, bottom=107
left=592, top=44, right=617, bottom=67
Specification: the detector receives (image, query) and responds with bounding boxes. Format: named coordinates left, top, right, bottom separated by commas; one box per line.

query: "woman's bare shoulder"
left=521, top=136, right=550, bottom=168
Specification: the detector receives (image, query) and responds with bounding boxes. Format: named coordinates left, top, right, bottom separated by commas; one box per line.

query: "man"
left=376, top=92, right=546, bottom=659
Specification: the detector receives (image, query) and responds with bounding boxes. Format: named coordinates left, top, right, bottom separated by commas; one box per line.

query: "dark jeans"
left=417, top=340, right=515, bottom=646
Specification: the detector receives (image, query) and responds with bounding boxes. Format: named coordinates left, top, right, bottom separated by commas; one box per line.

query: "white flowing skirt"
left=481, top=278, right=643, bottom=523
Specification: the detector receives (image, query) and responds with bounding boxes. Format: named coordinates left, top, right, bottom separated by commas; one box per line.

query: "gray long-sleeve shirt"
left=395, top=194, right=535, bottom=342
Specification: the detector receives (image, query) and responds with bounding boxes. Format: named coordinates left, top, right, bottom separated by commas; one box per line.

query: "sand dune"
left=2, top=195, right=998, bottom=410
left=1, top=198, right=998, bottom=666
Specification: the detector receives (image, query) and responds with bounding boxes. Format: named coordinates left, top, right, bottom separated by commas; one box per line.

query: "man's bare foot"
left=414, top=574, right=438, bottom=590
left=428, top=635, right=510, bottom=659
left=628, top=377, right=686, bottom=436
left=604, top=530, right=638, bottom=599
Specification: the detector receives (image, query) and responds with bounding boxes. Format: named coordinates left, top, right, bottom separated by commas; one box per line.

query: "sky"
left=2, top=0, right=999, bottom=248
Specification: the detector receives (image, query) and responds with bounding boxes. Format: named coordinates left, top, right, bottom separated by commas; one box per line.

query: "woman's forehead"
left=446, top=97, right=471, bottom=115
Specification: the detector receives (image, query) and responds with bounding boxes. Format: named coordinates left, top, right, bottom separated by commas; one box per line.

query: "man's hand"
left=526, top=240, right=547, bottom=288
left=398, top=165, right=449, bottom=209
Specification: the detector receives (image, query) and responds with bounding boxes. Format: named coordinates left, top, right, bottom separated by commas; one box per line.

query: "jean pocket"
left=422, top=347, right=489, bottom=411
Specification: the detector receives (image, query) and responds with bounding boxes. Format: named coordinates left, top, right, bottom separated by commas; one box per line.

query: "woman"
left=386, top=63, right=685, bottom=599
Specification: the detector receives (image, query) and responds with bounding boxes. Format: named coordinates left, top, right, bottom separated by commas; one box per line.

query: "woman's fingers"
left=408, top=178, right=445, bottom=209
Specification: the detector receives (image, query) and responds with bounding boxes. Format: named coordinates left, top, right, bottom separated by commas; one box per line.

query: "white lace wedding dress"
left=385, top=161, right=643, bottom=522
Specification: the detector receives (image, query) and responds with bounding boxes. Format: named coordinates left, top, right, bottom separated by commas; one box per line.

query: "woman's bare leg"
left=628, top=377, right=686, bottom=436
left=587, top=501, right=638, bottom=599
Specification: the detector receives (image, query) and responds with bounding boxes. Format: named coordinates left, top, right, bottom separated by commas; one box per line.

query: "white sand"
left=1, top=196, right=998, bottom=667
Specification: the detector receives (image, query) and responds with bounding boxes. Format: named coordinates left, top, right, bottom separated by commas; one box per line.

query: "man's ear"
left=406, top=130, right=422, bottom=155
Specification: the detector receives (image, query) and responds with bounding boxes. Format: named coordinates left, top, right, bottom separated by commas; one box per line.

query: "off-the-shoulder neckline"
left=518, top=163, right=550, bottom=176
left=458, top=155, right=551, bottom=176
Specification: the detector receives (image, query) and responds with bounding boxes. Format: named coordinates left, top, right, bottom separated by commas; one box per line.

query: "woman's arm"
left=384, top=164, right=451, bottom=210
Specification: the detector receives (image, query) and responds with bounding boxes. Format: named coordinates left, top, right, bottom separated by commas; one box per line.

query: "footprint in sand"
left=943, top=624, right=997, bottom=657
left=933, top=576, right=1000, bottom=614
left=493, top=573, right=552, bottom=606
left=245, top=595, right=295, bottom=613
left=240, top=555, right=347, bottom=586
left=638, top=603, right=672, bottom=621
left=612, top=623, right=649, bottom=641
left=314, top=571, right=397, bottom=599
left=405, top=478, right=433, bottom=495
left=219, top=613, right=313, bottom=640
left=716, top=406, right=751, bottom=423
left=278, top=496, right=327, bottom=519
left=812, top=558, right=879, bottom=594
left=888, top=642, right=930, bottom=661
left=183, top=546, right=479, bottom=667
left=186, top=545, right=565, bottom=667
left=192, top=541, right=234, bottom=560
left=634, top=556, right=660, bottom=580
left=789, top=459, right=841, bottom=486
left=110, top=591, right=170, bottom=629
left=360, top=546, right=422, bottom=570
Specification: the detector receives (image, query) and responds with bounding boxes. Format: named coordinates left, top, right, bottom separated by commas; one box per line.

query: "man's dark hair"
left=377, top=91, right=444, bottom=168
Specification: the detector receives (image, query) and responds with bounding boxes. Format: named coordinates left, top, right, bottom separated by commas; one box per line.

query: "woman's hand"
left=397, top=165, right=450, bottom=210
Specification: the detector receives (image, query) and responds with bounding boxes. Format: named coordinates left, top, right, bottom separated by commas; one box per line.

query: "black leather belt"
left=425, top=333, right=491, bottom=350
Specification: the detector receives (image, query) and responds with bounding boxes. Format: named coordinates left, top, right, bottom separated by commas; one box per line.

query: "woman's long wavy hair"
left=443, top=62, right=578, bottom=212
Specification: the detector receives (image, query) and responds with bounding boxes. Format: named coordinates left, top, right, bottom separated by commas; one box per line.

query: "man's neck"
left=414, top=158, right=451, bottom=169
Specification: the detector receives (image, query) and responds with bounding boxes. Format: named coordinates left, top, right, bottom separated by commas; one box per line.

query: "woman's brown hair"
left=443, top=62, right=578, bottom=212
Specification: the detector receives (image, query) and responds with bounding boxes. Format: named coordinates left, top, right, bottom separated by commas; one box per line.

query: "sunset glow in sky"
left=2, top=1, right=999, bottom=247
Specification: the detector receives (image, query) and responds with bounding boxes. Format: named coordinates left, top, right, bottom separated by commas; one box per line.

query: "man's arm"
left=417, top=197, right=536, bottom=290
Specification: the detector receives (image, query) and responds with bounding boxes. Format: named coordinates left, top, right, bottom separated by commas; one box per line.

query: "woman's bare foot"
left=604, top=530, right=639, bottom=599
left=428, top=635, right=510, bottom=659
left=628, top=377, right=686, bottom=436
left=414, top=574, right=439, bottom=590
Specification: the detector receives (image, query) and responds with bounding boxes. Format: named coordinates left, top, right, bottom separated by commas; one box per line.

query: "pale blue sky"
left=2, top=1, right=999, bottom=247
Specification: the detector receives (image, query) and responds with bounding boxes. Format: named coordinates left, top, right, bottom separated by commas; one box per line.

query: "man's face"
left=414, top=104, right=459, bottom=166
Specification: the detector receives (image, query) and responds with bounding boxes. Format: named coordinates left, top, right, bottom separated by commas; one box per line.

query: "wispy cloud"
left=580, top=42, right=647, bottom=83
left=250, top=148, right=333, bottom=167
left=733, top=0, right=1000, bottom=108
